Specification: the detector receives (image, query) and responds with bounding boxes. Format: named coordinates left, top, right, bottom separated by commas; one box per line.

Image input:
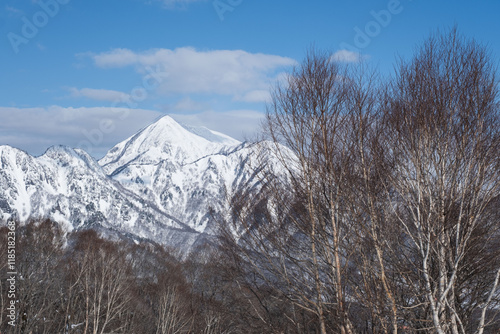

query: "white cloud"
left=92, top=49, right=139, bottom=68
left=330, top=50, right=368, bottom=63
left=158, top=0, right=207, bottom=9
left=69, top=87, right=131, bottom=102
left=170, top=109, right=265, bottom=141
left=36, top=43, right=47, bottom=51
left=0, top=106, right=265, bottom=157
left=0, top=106, right=162, bottom=158
left=5, top=6, right=23, bottom=16
left=142, top=0, right=207, bottom=10
left=171, top=97, right=209, bottom=112
left=236, top=90, right=271, bottom=103
left=90, top=47, right=296, bottom=101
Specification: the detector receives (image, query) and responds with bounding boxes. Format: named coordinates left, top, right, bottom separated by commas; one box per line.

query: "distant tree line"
left=0, top=29, right=499, bottom=333
left=0, top=219, right=280, bottom=333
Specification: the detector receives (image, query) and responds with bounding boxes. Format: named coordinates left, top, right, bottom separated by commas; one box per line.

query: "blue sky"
left=1, top=0, right=499, bottom=158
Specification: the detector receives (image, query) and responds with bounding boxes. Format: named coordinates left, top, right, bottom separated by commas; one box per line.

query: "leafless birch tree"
left=383, top=28, right=500, bottom=333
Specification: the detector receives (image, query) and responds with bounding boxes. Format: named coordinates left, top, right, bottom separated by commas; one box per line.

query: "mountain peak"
left=0, top=114, right=260, bottom=253
left=142, top=115, right=239, bottom=146
left=99, top=114, right=240, bottom=171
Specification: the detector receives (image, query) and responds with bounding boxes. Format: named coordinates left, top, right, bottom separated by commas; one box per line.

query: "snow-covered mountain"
left=99, top=116, right=260, bottom=235
left=0, top=115, right=261, bottom=252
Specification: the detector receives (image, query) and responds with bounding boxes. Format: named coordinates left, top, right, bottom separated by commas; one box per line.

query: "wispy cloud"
left=171, top=97, right=209, bottom=112
left=0, top=106, right=264, bottom=157
left=89, top=47, right=296, bottom=102
left=5, top=5, right=23, bottom=16
left=235, top=90, right=271, bottom=103
left=156, top=0, right=207, bottom=10
left=330, top=49, right=369, bottom=63
left=68, top=88, right=131, bottom=102
left=37, top=43, right=47, bottom=51
left=170, top=109, right=265, bottom=141
left=0, top=106, right=162, bottom=157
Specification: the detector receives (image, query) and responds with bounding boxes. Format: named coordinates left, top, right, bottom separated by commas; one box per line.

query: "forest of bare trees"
left=223, top=29, right=500, bottom=333
left=1, top=29, right=499, bottom=333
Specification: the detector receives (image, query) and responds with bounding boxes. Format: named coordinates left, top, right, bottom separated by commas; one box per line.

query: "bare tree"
left=225, top=49, right=361, bottom=334
left=69, top=230, right=133, bottom=334
left=343, top=65, right=403, bottom=334
left=12, top=220, right=65, bottom=334
left=224, top=30, right=500, bottom=334
left=383, top=28, right=500, bottom=333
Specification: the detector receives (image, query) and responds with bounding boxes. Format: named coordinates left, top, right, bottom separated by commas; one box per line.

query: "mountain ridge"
left=0, top=115, right=257, bottom=252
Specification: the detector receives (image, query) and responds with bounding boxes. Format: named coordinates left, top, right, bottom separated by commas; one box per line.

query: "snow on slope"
left=0, top=115, right=264, bottom=253
left=99, top=115, right=255, bottom=234
left=0, top=144, right=203, bottom=251
left=100, top=115, right=240, bottom=170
